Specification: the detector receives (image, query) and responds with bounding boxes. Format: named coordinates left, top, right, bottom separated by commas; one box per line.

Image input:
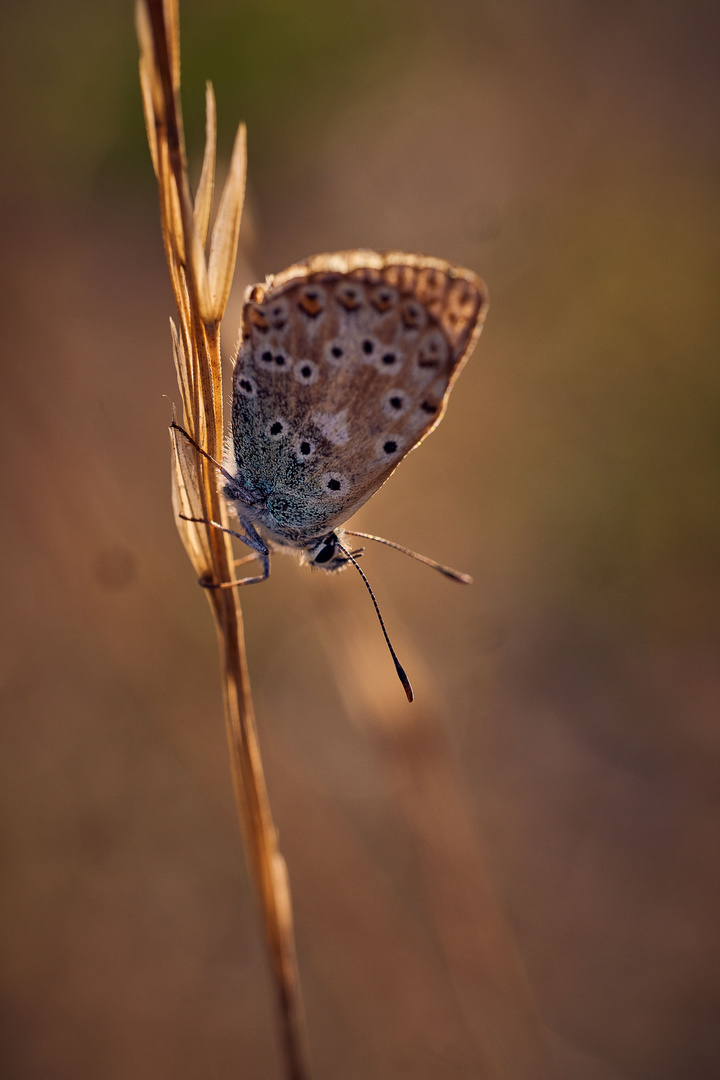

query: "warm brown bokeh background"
left=1, top=1, right=719, bottom=1077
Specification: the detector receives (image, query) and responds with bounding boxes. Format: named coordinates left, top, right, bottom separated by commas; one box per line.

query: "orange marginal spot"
left=401, top=301, right=423, bottom=329
left=298, top=291, right=324, bottom=317
left=247, top=306, right=270, bottom=331
left=336, top=289, right=362, bottom=312
left=371, top=289, right=394, bottom=313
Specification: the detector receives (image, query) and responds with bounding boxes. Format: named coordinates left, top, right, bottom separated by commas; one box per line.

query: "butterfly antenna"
left=344, top=531, right=472, bottom=584
left=337, top=542, right=414, bottom=703
left=170, top=421, right=237, bottom=486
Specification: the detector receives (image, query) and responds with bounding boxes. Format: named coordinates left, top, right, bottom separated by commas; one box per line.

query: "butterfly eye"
left=294, top=359, right=320, bottom=386
left=265, top=417, right=289, bottom=440
left=321, top=472, right=349, bottom=497
left=381, top=389, right=410, bottom=418
left=312, top=536, right=338, bottom=565
left=336, top=283, right=364, bottom=311
left=293, top=436, right=316, bottom=460
left=400, top=298, right=428, bottom=331
left=235, top=372, right=257, bottom=397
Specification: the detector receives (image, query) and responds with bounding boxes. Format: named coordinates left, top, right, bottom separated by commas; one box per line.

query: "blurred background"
left=1, top=1, right=719, bottom=1077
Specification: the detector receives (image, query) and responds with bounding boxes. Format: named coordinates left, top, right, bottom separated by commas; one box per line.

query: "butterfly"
left=175, top=249, right=489, bottom=699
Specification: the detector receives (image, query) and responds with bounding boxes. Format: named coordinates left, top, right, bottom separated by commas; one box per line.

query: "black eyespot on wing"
left=325, top=340, right=347, bottom=366
left=359, top=336, right=381, bottom=364
left=377, top=350, right=402, bottom=374
left=374, top=434, right=403, bottom=458
left=421, top=400, right=438, bottom=413
left=265, top=416, right=289, bottom=440
left=275, top=353, right=288, bottom=368
left=379, top=388, right=408, bottom=416
left=381, top=388, right=410, bottom=418
left=322, top=472, right=349, bottom=497
left=294, top=358, right=319, bottom=385
left=293, top=435, right=316, bottom=460
left=236, top=373, right=257, bottom=397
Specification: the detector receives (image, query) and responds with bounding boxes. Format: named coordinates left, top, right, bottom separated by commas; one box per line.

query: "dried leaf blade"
left=207, top=122, right=247, bottom=322
left=194, top=83, right=217, bottom=247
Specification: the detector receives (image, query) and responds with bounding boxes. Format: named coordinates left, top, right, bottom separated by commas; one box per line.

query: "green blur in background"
left=1, top=1, right=719, bottom=1078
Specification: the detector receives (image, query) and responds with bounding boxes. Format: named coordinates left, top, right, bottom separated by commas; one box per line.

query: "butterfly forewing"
left=231, top=251, right=488, bottom=542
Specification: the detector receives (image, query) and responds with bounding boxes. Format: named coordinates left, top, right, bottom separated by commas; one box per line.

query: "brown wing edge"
left=246, top=250, right=488, bottom=321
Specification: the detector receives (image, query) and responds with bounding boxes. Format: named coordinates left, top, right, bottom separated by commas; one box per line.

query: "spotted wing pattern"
left=229, top=250, right=489, bottom=545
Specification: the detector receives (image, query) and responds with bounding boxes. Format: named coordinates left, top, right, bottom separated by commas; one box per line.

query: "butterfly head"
left=304, top=531, right=351, bottom=573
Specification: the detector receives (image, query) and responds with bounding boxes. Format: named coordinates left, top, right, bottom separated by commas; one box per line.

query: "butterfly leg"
left=233, top=552, right=260, bottom=569
left=178, top=513, right=270, bottom=587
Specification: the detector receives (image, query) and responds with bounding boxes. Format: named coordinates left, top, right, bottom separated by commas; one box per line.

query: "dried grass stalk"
left=136, top=2, right=310, bottom=1075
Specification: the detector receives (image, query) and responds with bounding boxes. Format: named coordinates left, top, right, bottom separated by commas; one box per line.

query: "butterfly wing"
left=231, top=251, right=488, bottom=543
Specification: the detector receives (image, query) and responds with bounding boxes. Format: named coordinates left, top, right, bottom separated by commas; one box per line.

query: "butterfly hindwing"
left=231, top=251, right=488, bottom=542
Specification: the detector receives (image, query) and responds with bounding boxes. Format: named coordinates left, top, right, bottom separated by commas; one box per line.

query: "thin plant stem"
left=136, top=2, right=311, bottom=1075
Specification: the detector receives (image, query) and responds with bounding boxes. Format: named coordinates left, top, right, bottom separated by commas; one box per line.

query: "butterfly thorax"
left=223, top=469, right=346, bottom=548
left=221, top=466, right=349, bottom=569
